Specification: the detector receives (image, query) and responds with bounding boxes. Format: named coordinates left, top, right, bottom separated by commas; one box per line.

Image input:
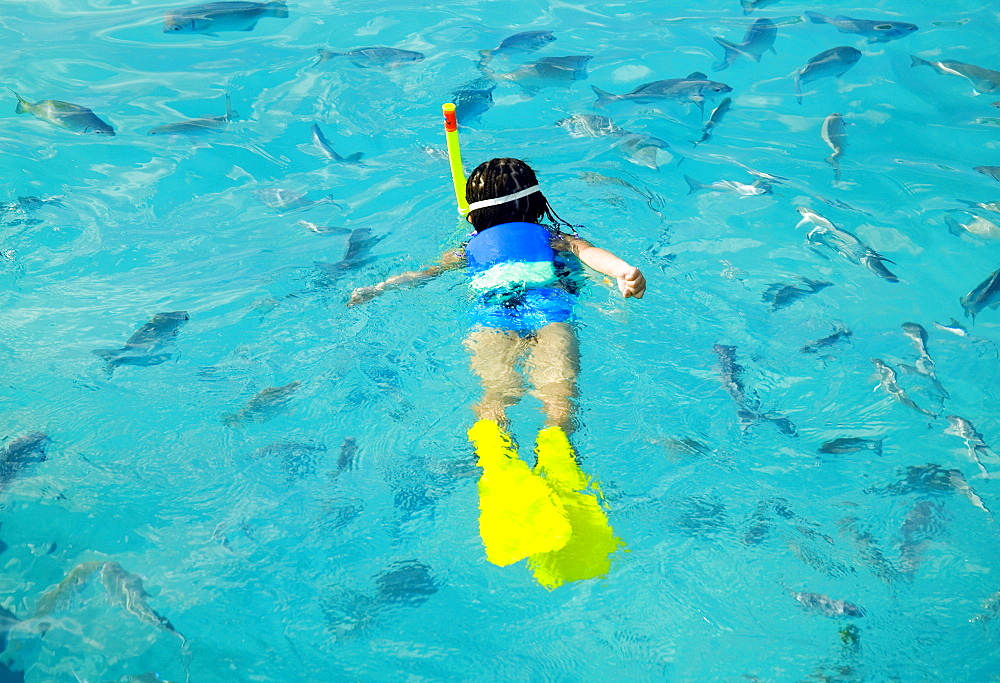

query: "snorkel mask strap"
left=466, top=185, right=541, bottom=213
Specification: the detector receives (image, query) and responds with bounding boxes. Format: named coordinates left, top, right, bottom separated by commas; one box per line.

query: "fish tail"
left=314, top=49, right=339, bottom=66
left=804, top=11, right=829, bottom=24
left=794, top=74, right=803, bottom=104
left=683, top=175, right=704, bottom=194
left=11, top=90, right=30, bottom=114
left=591, top=85, right=619, bottom=108
left=265, top=1, right=288, bottom=18
left=711, top=37, right=738, bottom=71
left=910, top=55, right=929, bottom=69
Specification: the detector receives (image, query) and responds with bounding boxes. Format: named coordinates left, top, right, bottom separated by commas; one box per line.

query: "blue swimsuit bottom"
left=469, top=286, right=574, bottom=333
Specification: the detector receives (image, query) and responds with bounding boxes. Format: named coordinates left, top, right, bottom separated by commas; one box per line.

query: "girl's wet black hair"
left=465, top=158, right=573, bottom=232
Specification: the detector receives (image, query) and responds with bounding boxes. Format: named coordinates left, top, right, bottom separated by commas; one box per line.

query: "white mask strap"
left=466, top=185, right=540, bottom=212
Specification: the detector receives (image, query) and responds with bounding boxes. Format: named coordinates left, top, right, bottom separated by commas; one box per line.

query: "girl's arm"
left=347, top=248, right=466, bottom=306
left=551, top=233, right=646, bottom=299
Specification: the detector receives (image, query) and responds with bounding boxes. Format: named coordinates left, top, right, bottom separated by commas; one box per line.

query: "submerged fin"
left=591, top=85, right=619, bottom=108
left=527, top=426, right=623, bottom=590
left=468, top=420, right=571, bottom=567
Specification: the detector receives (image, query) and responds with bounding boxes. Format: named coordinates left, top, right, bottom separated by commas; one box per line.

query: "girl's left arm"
left=551, top=233, right=646, bottom=299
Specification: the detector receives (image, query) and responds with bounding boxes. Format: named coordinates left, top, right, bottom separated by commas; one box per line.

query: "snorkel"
left=441, top=103, right=470, bottom=216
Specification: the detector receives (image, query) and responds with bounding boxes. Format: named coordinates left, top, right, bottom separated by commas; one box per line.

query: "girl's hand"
left=617, top=267, right=646, bottom=299
left=347, top=284, right=382, bottom=306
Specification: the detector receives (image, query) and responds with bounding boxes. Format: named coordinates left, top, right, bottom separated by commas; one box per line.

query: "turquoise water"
left=2, top=0, right=1000, bottom=680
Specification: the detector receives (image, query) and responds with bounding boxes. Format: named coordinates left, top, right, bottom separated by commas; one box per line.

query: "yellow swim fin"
left=528, top=426, right=624, bottom=590
left=468, top=419, right=572, bottom=567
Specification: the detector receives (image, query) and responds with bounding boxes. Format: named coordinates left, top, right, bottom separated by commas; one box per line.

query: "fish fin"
left=223, top=94, right=234, bottom=121
left=804, top=11, right=828, bottom=24
left=910, top=55, right=929, bottom=68
left=683, top=175, right=703, bottom=194
left=266, top=0, right=289, bottom=18
left=92, top=348, right=121, bottom=360
left=794, top=74, right=803, bottom=104
left=591, top=85, right=618, bottom=108
left=241, top=21, right=258, bottom=31
left=712, top=37, right=739, bottom=71
left=687, top=71, right=708, bottom=79
left=11, top=90, right=29, bottom=114
left=344, top=152, right=364, bottom=162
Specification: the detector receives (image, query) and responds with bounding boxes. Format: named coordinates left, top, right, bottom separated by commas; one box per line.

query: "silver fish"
left=310, top=123, right=363, bottom=163
left=164, top=1, right=287, bottom=34
left=714, top=344, right=797, bottom=436
left=684, top=175, right=770, bottom=196
left=837, top=517, right=899, bottom=584
left=898, top=499, right=944, bottom=576
left=901, top=322, right=937, bottom=376
left=910, top=56, right=1000, bottom=94
left=945, top=415, right=992, bottom=478
left=255, top=188, right=335, bottom=213
left=693, top=96, right=731, bottom=145
left=592, top=72, right=732, bottom=113
left=933, top=318, right=968, bottom=337
left=33, top=561, right=102, bottom=620
left=961, top=268, right=1000, bottom=321
left=712, top=19, right=777, bottom=72
left=478, top=30, right=555, bottom=68
left=100, top=562, right=184, bottom=643
left=871, top=358, right=936, bottom=418
left=800, top=324, right=852, bottom=353
left=451, top=78, right=496, bottom=124
left=0, top=432, right=49, bottom=490
left=805, top=12, right=918, bottom=43
left=945, top=212, right=1000, bottom=239
left=794, top=47, right=862, bottom=104
left=741, top=0, right=780, bottom=15
left=375, top=560, right=438, bottom=606
left=12, top=91, right=114, bottom=135
left=819, top=436, right=882, bottom=456
left=148, top=95, right=236, bottom=135
left=556, top=113, right=623, bottom=137
left=975, top=166, right=1000, bottom=182
left=614, top=133, right=672, bottom=170
left=497, top=55, right=592, bottom=91
left=796, top=207, right=898, bottom=282
left=957, top=199, right=1000, bottom=214
left=821, top=113, right=847, bottom=182
left=222, top=381, right=300, bottom=426
left=762, top=277, right=831, bottom=311
left=316, top=47, right=425, bottom=68
left=93, top=311, right=189, bottom=373
left=791, top=591, right=865, bottom=618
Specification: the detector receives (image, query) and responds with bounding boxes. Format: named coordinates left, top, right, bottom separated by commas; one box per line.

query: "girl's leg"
left=525, top=322, right=580, bottom=434
left=463, top=327, right=528, bottom=427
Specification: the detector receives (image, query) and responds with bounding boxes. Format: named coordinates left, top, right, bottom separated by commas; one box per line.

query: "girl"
left=348, top=157, right=645, bottom=435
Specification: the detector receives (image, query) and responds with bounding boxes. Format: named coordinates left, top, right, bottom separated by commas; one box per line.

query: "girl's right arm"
left=347, top=248, right=466, bottom=306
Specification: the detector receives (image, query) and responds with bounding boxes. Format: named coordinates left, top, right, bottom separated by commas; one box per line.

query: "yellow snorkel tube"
left=441, top=103, right=470, bottom=216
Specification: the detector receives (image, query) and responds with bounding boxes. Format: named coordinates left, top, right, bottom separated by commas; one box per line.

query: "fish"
left=931, top=319, right=967, bottom=339
left=478, top=30, right=556, bottom=67
left=762, top=277, right=832, bottom=311
left=163, top=1, right=288, bottom=34
left=945, top=212, right=1000, bottom=239
left=33, top=561, right=102, bottom=620
left=99, top=562, right=185, bottom=643
left=255, top=188, right=335, bottom=213
left=900, top=323, right=944, bottom=390
left=310, top=123, right=363, bottom=163
left=93, top=311, right=189, bottom=373
left=945, top=415, right=992, bottom=478
left=315, top=227, right=380, bottom=281
left=374, top=560, right=438, bottom=606
left=948, top=468, right=990, bottom=514
left=971, top=589, right=1000, bottom=624
left=910, top=56, right=1000, bottom=94
left=253, top=439, right=327, bottom=479
left=871, top=358, right=936, bottom=418
left=451, top=78, right=496, bottom=124
left=684, top=175, right=771, bottom=196
left=960, top=268, right=1000, bottom=321
left=794, top=47, right=862, bottom=104
left=898, top=499, right=944, bottom=576
left=975, top=166, right=1000, bottom=182
left=316, top=47, right=425, bottom=68
left=800, top=324, right=852, bottom=353
left=957, top=199, right=1000, bottom=214
left=791, top=590, right=865, bottom=618
left=713, top=344, right=797, bottom=436
left=796, top=207, right=898, bottom=282
left=804, top=12, right=918, bottom=43
left=692, top=96, right=731, bottom=145
left=298, top=220, right=350, bottom=235
left=741, top=0, right=780, bottom=15
left=148, top=95, right=236, bottom=136
left=613, top=133, right=673, bottom=170
left=592, top=72, right=732, bottom=113
left=556, top=113, right=624, bottom=138
left=12, top=91, right=114, bottom=135
left=0, top=432, right=49, bottom=490
left=712, top=19, right=777, bottom=72
left=496, top=55, right=592, bottom=91
left=821, top=113, right=847, bottom=182
left=819, top=437, right=883, bottom=456
left=662, top=437, right=713, bottom=460
left=837, top=517, right=899, bottom=584
left=222, top=381, right=300, bottom=426
left=336, top=437, right=357, bottom=475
